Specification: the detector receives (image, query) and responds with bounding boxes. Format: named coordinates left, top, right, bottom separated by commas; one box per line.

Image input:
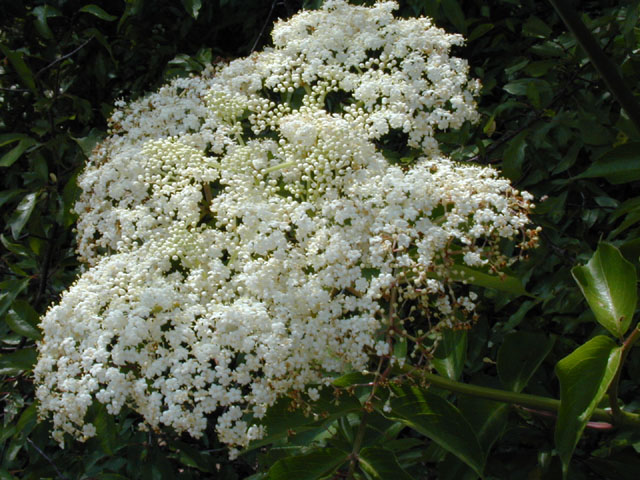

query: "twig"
left=35, top=37, right=93, bottom=79
left=250, top=0, right=280, bottom=53
left=25, top=437, right=71, bottom=480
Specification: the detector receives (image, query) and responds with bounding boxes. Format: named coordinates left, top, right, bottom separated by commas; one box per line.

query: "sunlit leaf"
left=572, top=243, right=637, bottom=337
left=555, top=336, right=622, bottom=477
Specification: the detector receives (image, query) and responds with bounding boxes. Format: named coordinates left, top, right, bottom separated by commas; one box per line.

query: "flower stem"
left=405, top=367, right=640, bottom=428
left=608, top=323, right=640, bottom=422
left=346, top=412, right=368, bottom=480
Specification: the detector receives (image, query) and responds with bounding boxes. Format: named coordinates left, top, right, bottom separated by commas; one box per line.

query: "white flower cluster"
left=35, top=0, right=537, bottom=450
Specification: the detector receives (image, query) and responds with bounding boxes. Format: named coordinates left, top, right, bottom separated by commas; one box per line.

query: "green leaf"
left=441, top=0, right=466, bottom=33
left=358, top=447, right=413, bottom=480
left=386, top=385, right=485, bottom=477
left=497, top=331, right=555, bottom=392
left=571, top=243, right=637, bottom=338
left=79, top=4, right=118, bottom=21
left=577, top=142, right=640, bottom=184
left=0, top=137, right=37, bottom=168
left=0, top=278, right=30, bottom=318
left=523, top=16, right=552, bottom=38
left=555, top=336, right=622, bottom=477
left=267, top=448, right=348, bottom=480
left=0, top=133, right=27, bottom=148
left=9, top=192, right=38, bottom=240
left=332, top=371, right=374, bottom=388
left=180, top=0, right=202, bottom=19
left=248, top=388, right=361, bottom=451
left=432, top=328, right=467, bottom=381
left=0, top=348, right=37, bottom=375
left=16, top=403, right=37, bottom=435
left=467, top=23, right=493, bottom=42
left=449, top=264, right=530, bottom=297
left=72, top=128, right=105, bottom=157
left=5, top=306, right=41, bottom=340
left=502, top=131, right=527, bottom=181
left=30, top=5, right=62, bottom=39
left=0, top=190, right=22, bottom=209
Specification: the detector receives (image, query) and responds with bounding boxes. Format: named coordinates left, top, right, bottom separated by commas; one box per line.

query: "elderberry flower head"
left=35, top=0, right=538, bottom=450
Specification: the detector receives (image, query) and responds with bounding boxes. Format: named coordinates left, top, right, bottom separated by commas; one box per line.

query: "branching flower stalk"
left=35, top=0, right=538, bottom=454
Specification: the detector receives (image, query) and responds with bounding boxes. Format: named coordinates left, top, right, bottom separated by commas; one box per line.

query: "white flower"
left=35, top=0, right=537, bottom=452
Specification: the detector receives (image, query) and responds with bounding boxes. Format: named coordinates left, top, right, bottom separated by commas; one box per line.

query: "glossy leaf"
left=0, top=348, right=37, bottom=376
left=386, top=385, right=485, bottom=477
left=572, top=243, right=637, bottom=338
left=5, top=308, right=41, bottom=340
left=432, top=328, right=467, bottom=381
left=449, top=264, right=530, bottom=297
left=555, top=336, right=622, bottom=477
left=498, top=331, right=555, bottom=392
left=0, top=137, right=37, bottom=168
left=79, top=4, right=118, bottom=21
left=358, top=447, right=413, bottom=480
left=267, top=448, right=348, bottom=480
left=9, top=193, right=37, bottom=240
left=578, top=142, right=640, bottom=184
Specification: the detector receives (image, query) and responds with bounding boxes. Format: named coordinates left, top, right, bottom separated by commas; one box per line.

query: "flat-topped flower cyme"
left=35, top=0, right=538, bottom=452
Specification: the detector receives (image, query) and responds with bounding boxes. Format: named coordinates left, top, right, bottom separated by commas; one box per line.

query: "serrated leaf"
left=386, top=385, right=485, bottom=477
left=498, top=331, right=555, bottom=392
left=9, top=192, right=37, bottom=240
left=432, top=328, right=467, bottom=381
left=572, top=243, right=637, bottom=338
left=0, top=348, right=37, bottom=375
left=267, top=448, right=348, bottom=480
left=555, top=336, right=622, bottom=477
left=0, top=137, right=37, bottom=168
left=79, top=4, right=118, bottom=21
left=358, top=447, right=413, bottom=480
left=577, top=142, right=640, bottom=184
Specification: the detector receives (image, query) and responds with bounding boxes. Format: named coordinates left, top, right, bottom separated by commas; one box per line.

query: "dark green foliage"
left=2, top=0, right=640, bottom=478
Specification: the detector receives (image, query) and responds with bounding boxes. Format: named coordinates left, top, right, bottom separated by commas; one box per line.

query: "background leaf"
left=498, top=331, right=555, bottom=392
left=387, top=385, right=485, bottom=478
left=577, top=142, right=640, bottom=184
left=267, top=448, right=348, bottom=480
left=432, top=329, right=468, bottom=381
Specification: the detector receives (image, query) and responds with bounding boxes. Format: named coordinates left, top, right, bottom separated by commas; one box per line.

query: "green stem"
left=346, top=412, right=369, bottom=480
left=407, top=368, right=640, bottom=428
left=608, top=324, right=640, bottom=422
left=547, top=0, right=640, bottom=134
